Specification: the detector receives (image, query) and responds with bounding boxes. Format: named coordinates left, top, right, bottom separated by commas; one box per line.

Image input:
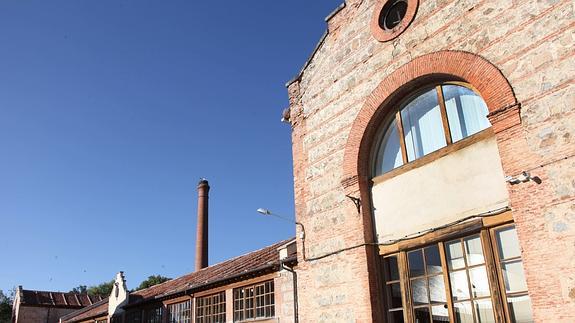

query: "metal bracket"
left=345, top=195, right=361, bottom=214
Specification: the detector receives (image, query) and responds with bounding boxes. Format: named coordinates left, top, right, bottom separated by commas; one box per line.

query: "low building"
left=11, top=287, right=105, bottom=323
left=59, top=239, right=297, bottom=323
left=59, top=180, right=298, bottom=323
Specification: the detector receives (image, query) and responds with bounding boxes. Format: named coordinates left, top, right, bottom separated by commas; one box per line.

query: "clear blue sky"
left=0, top=0, right=341, bottom=293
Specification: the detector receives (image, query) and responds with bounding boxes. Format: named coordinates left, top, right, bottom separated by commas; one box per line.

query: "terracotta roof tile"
left=20, top=289, right=104, bottom=308
left=127, top=238, right=294, bottom=306
left=60, top=238, right=295, bottom=322
left=61, top=298, right=109, bottom=323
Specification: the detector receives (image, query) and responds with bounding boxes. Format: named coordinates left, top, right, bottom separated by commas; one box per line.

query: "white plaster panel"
left=371, top=136, right=509, bottom=242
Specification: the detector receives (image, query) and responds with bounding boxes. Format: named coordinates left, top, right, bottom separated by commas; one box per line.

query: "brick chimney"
left=195, top=178, right=209, bottom=271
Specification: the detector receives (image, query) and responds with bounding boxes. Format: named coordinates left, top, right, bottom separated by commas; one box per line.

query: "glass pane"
left=412, top=278, right=429, bottom=305
left=450, top=271, right=470, bottom=301
left=388, top=310, right=405, bottom=323
left=385, top=255, right=400, bottom=281
left=453, top=302, right=474, bottom=323
left=464, top=235, right=484, bottom=266
left=425, top=245, right=442, bottom=275
left=428, top=275, right=446, bottom=303
left=502, top=260, right=528, bottom=293
left=376, top=119, right=404, bottom=175
left=496, top=226, right=522, bottom=260
left=507, top=295, right=534, bottom=323
left=443, top=85, right=490, bottom=142
left=432, top=305, right=450, bottom=323
left=469, top=266, right=491, bottom=298
left=446, top=241, right=465, bottom=270
left=474, top=299, right=495, bottom=323
left=401, top=88, right=447, bottom=161
left=414, top=307, right=431, bottom=323
left=408, top=249, right=425, bottom=277
left=388, top=283, right=403, bottom=309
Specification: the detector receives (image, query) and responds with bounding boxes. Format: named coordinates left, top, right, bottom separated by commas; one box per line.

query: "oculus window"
left=373, top=83, right=491, bottom=177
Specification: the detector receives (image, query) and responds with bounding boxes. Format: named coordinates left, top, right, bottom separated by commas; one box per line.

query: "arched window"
left=373, top=83, right=491, bottom=177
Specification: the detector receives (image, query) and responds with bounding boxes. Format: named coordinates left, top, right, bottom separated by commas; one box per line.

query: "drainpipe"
left=280, top=261, right=298, bottom=323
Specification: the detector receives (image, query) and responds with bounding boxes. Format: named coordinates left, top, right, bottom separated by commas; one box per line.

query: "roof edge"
left=60, top=297, right=109, bottom=322
left=325, top=2, right=346, bottom=22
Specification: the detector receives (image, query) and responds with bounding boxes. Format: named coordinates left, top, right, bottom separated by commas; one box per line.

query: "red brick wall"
left=287, top=0, right=575, bottom=322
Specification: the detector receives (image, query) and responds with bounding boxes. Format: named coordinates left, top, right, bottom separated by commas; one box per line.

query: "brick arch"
left=342, top=50, right=517, bottom=196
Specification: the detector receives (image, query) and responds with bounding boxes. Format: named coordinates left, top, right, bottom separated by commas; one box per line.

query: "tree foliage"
left=136, top=275, right=171, bottom=291
left=0, top=289, right=14, bottom=323
left=70, top=281, right=114, bottom=297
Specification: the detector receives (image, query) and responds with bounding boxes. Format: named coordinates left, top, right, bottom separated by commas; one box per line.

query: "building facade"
left=59, top=239, right=297, bottom=323
left=11, top=287, right=105, bottom=323
left=285, top=0, right=574, bottom=322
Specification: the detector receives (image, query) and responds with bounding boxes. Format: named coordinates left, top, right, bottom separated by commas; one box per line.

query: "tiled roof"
left=61, top=298, right=108, bottom=323
left=20, top=289, right=105, bottom=308
left=127, top=238, right=296, bottom=306
left=60, top=238, right=295, bottom=322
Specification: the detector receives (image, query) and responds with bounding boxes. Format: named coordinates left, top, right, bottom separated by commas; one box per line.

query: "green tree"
left=0, top=289, right=13, bottom=323
left=136, top=275, right=171, bottom=291
left=87, top=281, right=114, bottom=296
left=70, top=285, right=87, bottom=294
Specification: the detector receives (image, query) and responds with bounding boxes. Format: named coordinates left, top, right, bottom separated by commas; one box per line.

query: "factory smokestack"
left=195, top=178, right=209, bottom=271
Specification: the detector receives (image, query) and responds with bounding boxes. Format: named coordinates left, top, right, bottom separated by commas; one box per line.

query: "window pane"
left=385, top=255, right=400, bottom=281
left=388, top=282, right=403, bottom=309
left=425, top=245, right=442, bottom=275
left=432, top=305, right=450, bottom=323
left=443, top=85, right=490, bottom=142
left=453, top=302, right=474, bottom=323
left=474, top=299, right=496, bottom=323
left=401, top=88, right=447, bottom=161
left=411, top=278, right=429, bottom=305
left=496, top=226, right=522, bottom=260
left=389, top=310, right=405, bottom=323
left=469, top=266, right=491, bottom=298
left=446, top=241, right=465, bottom=270
left=429, top=275, right=446, bottom=303
left=502, top=260, right=528, bottom=293
left=414, top=307, right=431, bottom=323
left=375, top=119, right=404, bottom=175
left=507, top=295, right=534, bottom=323
left=450, top=271, right=470, bottom=301
left=408, top=249, right=425, bottom=277
left=464, top=235, right=485, bottom=266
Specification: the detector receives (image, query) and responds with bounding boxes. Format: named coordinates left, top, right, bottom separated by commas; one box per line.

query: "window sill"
left=234, top=317, right=277, bottom=323
left=372, top=127, right=494, bottom=185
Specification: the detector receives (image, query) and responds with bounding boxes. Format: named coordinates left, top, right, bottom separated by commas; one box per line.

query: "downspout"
left=280, top=261, right=298, bottom=323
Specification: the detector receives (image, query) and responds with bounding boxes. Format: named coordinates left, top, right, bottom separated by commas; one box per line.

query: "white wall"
left=371, top=136, right=509, bottom=242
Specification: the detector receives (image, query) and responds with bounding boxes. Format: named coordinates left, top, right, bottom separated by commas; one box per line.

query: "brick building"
left=11, top=287, right=105, bottom=323
left=54, top=180, right=298, bottom=323
left=285, top=0, right=574, bottom=322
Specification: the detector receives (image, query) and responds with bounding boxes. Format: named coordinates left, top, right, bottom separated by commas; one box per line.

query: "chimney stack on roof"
left=195, top=178, right=210, bottom=271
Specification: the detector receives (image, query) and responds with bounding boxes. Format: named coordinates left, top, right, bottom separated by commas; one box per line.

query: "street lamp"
left=256, top=208, right=305, bottom=239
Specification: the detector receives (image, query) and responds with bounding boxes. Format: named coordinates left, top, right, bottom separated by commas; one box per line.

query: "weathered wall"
left=287, top=0, right=574, bottom=322
left=372, top=135, right=509, bottom=242
left=16, top=306, right=78, bottom=323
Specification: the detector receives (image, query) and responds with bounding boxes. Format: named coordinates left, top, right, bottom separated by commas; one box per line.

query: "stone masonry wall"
left=287, top=0, right=574, bottom=322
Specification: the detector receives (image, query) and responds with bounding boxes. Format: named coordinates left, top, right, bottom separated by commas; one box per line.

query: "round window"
left=379, top=0, right=408, bottom=30
left=371, top=0, right=418, bottom=42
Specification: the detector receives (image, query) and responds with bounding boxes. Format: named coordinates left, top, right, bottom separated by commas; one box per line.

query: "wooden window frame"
left=372, top=81, right=491, bottom=182
left=195, top=291, right=226, bottom=323
left=379, top=214, right=528, bottom=323
left=233, top=280, right=275, bottom=322
left=166, top=299, right=192, bottom=323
